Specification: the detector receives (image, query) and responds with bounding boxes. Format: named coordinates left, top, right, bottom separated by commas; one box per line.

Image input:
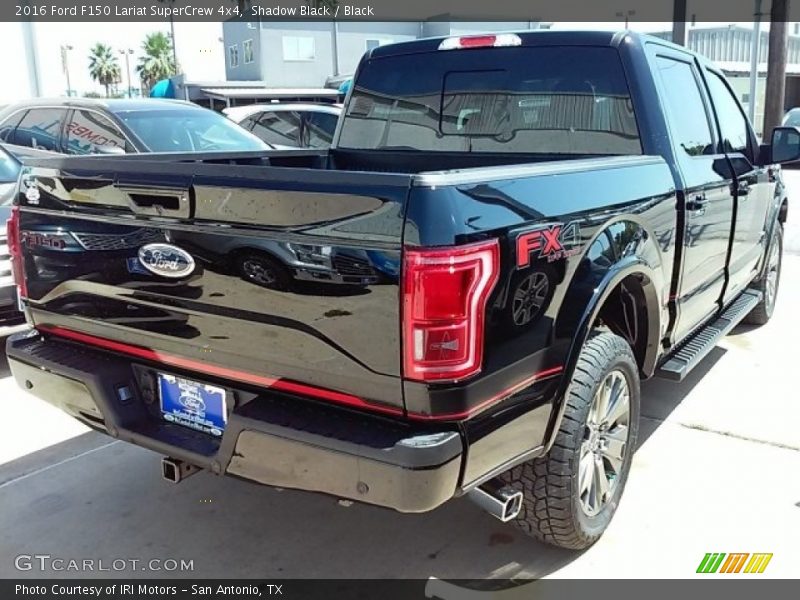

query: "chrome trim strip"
left=412, top=155, right=666, bottom=187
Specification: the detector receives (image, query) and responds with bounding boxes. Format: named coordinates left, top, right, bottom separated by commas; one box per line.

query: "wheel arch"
left=544, top=218, right=666, bottom=453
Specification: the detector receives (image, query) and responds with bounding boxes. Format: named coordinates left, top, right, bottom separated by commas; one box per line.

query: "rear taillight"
left=402, top=239, right=500, bottom=382
left=6, top=206, right=27, bottom=299
left=437, top=33, right=522, bottom=51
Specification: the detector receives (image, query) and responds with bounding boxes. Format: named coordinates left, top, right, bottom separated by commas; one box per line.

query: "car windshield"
left=0, top=146, right=20, bottom=184
left=118, top=108, right=270, bottom=153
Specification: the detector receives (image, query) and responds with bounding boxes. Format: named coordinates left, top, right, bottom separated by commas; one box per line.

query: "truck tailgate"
left=16, top=158, right=410, bottom=413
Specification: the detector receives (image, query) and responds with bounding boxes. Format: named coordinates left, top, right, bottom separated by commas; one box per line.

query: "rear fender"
left=544, top=220, right=664, bottom=452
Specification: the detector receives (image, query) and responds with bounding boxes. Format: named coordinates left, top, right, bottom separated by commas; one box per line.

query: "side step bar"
left=656, top=289, right=762, bottom=381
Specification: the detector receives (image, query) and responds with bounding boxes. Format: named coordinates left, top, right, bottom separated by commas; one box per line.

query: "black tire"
left=744, top=224, right=783, bottom=326
left=236, top=252, right=291, bottom=291
left=499, top=332, right=640, bottom=550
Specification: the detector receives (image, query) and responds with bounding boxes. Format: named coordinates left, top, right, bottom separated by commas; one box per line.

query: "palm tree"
left=87, top=43, right=121, bottom=98
left=136, top=32, right=177, bottom=93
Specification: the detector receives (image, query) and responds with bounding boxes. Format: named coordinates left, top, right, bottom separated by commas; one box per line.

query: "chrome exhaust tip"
left=468, top=478, right=523, bottom=522
left=161, top=457, right=200, bottom=483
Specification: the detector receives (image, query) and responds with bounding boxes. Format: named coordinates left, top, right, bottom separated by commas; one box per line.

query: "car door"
left=9, top=107, right=69, bottom=152
left=701, top=67, right=773, bottom=303
left=249, top=110, right=302, bottom=147
left=651, top=50, right=736, bottom=344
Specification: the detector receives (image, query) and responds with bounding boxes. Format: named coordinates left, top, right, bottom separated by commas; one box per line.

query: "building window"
left=243, top=39, right=254, bottom=64
left=282, top=36, right=315, bottom=61
left=742, top=93, right=750, bottom=104
left=229, top=44, right=239, bottom=68
left=795, top=23, right=799, bottom=35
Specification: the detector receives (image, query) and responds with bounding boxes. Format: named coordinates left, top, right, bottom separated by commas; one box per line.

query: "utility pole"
left=748, top=0, right=763, bottom=124
left=158, top=0, right=179, bottom=73
left=169, top=16, right=178, bottom=73
left=763, top=0, right=789, bottom=137
left=615, top=9, right=636, bottom=28
left=60, top=44, right=73, bottom=97
left=119, top=48, right=134, bottom=98
left=672, top=0, right=687, bottom=45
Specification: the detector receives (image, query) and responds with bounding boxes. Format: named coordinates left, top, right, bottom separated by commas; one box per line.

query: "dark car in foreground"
left=6, top=31, right=790, bottom=550
left=0, top=98, right=270, bottom=155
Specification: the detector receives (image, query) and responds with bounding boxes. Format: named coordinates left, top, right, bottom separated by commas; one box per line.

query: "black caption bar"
left=5, top=0, right=800, bottom=22
left=3, top=579, right=798, bottom=600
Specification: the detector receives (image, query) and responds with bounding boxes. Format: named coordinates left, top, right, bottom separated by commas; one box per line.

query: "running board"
left=656, top=289, right=762, bottom=381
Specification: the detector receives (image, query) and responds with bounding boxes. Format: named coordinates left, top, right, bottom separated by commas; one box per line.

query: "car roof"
left=367, top=29, right=695, bottom=60
left=0, top=97, right=201, bottom=118
left=225, top=103, right=341, bottom=121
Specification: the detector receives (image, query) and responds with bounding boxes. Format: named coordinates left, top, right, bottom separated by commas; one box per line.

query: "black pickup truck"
left=5, top=31, right=792, bottom=549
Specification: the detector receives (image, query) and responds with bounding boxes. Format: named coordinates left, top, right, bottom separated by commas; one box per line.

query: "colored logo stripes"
left=697, top=553, right=773, bottom=573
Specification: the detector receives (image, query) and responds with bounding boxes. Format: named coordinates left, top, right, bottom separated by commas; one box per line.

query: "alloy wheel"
left=578, top=370, right=631, bottom=517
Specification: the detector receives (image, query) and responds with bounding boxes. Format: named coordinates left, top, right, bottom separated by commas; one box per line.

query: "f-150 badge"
left=516, top=222, right=582, bottom=268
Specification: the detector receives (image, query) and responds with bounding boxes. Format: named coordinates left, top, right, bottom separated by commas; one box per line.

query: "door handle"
left=118, top=185, right=191, bottom=219
left=686, top=195, right=709, bottom=213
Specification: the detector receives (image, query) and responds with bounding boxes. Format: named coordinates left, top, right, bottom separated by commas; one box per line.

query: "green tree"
left=136, top=31, right=177, bottom=92
left=87, top=43, right=121, bottom=98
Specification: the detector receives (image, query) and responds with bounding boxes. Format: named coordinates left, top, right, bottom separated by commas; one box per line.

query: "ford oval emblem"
left=138, top=243, right=195, bottom=279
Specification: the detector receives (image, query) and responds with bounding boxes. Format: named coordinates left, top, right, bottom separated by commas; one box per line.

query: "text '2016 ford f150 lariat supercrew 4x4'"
left=5, top=31, right=793, bottom=549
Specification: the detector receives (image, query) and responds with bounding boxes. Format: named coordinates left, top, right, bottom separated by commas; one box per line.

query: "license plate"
left=159, top=373, right=227, bottom=437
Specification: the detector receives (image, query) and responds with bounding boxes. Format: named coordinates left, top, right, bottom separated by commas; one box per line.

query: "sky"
left=0, top=21, right=225, bottom=102
left=0, top=20, right=775, bottom=104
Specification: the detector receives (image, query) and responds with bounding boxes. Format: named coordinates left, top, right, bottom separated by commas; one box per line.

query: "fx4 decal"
left=516, top=221, right=583, bottom=268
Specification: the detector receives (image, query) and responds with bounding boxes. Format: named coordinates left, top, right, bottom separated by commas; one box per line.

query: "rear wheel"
left=499, top=331, right=640, bottom=549
left=744, top=224, right=782, bottom=326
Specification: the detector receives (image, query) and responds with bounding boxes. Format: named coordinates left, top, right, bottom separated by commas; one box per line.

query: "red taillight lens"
left=403, top=239, right=500, bottom=382
left=6, top=206, right=27, bottom=299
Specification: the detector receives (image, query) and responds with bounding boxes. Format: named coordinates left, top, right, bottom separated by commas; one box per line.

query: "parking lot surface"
left=1, top=174, right=799, bottom=579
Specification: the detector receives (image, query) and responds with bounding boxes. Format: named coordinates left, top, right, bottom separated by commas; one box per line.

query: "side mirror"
left=770, top=126, right=800, bottom=163
left=95, top=144, right=126, bottom=156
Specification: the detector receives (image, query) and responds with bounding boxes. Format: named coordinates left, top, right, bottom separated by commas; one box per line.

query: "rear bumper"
left=6, top=331, right=462, bottom=513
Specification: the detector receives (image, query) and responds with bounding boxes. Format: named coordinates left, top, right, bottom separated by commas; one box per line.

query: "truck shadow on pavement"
left=638, top=346, right=727, bottom=447
left=0, top=344, right=730, bottom=580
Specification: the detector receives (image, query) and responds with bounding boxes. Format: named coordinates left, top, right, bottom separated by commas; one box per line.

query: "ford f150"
left=5, top=31, right=792, bottom=549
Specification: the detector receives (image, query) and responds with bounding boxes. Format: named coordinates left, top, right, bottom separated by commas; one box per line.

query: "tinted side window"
left=12, top=108, right=68, bottom=151
left=0, top=111, right=26, bottom=142
left=304, top=112, right=338, bottom=148
left=655, top=57, right=714, bottom=157
left=704, top=70, right=751, bottom=158
left=66, top=110, right=129, bottom=154
left=250, top=111, right=301, bottom=147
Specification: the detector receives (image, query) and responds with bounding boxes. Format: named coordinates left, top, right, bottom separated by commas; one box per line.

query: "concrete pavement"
left=1, top=180, right=798, bottom=579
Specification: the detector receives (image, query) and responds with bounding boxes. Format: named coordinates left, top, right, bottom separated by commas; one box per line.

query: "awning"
left=150, top=79, right=176, bottom=98
left=200, top=87, right=340, bottom=102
